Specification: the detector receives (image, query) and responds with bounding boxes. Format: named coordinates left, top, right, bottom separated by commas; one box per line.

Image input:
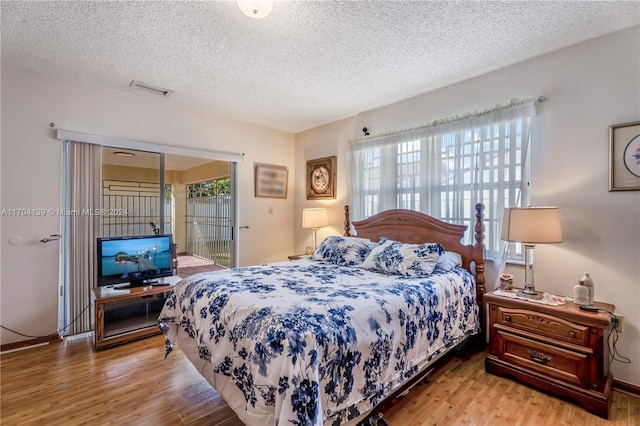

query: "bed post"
left=474, top=203, right=486, bottom=342
left=344, top=205, right=351, bottom=236
left=474, top=203, right=486, bottom=299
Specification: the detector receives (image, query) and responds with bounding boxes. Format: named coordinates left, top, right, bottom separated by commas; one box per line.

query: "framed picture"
left=306, top=156, right=336, bottom=200
left=255, top=164, right=288, bottom=198
left=609, top=121, right=640, bottom=191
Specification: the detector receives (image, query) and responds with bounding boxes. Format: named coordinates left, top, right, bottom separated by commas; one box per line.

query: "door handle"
left=40, top=234, right=62, bottom=243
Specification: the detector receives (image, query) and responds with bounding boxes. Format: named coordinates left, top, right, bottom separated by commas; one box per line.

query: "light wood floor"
left=1, top=335, right=638, bottom=425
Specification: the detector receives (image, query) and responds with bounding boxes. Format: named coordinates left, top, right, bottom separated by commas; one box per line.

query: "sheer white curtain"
left=62, top=141, right=102, bottom=335
left=348, top=99, right=537, bottom=259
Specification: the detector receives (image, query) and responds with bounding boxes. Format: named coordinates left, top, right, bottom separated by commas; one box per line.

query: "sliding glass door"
left=60, top=146, right=237, bottom=336
left=101, top=148, right=167, bottom=237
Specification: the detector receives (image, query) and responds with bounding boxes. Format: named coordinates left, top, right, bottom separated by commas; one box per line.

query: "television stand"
left=92, top=275, right=181, bottom=350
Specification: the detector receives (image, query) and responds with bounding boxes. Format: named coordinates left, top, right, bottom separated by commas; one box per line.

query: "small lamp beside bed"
left=501, top=206, right=563, bottom=299
left=302, top=207, right=328, bottom=251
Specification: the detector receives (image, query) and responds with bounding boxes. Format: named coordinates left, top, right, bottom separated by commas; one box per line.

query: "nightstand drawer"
left=288, top=254, right=308, bottom=260
left=495, top=306, right=589, bottom=347
left=495, top=329, right=590, bottom=388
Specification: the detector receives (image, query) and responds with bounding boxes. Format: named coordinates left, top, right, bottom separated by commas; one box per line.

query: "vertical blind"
left=62, top=140, right=102, bottom=335
left=348, top=99, right=537, bottom=259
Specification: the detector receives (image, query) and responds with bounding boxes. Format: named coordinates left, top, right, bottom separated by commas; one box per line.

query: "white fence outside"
left=187, top=194, right=232, bottom=267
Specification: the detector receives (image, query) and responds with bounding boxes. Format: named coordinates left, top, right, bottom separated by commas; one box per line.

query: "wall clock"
left=609, top=121, right=640, bottom=191
left=306, top=156, right=336, bottom=199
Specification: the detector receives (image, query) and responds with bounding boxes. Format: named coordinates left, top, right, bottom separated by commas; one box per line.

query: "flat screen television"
left=97, top=234, right=173, bottom=288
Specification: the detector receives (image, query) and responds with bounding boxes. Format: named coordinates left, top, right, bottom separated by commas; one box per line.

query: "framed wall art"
left=255, top=164, right=289, bottom=198
left=306, top=156, right=336, bottom=200
left=609, top=121, right=640, bottom=191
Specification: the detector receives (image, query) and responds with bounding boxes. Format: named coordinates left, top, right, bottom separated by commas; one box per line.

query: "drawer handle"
left=504, top=315, right=512, bottom=322
left=569, top=331, right=577, bottom=339
left=529, top=350, right=551, bottom=365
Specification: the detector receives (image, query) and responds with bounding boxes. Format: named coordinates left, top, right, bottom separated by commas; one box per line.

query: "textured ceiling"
left=2, top=1, right=639, bottom=133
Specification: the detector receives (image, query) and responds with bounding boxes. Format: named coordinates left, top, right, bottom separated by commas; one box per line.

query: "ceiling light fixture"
left=237, top=0, right=273, bottom=19
left=113, top=151, right=135, bottom=157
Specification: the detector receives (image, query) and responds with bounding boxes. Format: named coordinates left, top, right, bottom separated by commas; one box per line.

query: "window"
left=187, top=178, right=231, bottom=198
left=349, top=100, right=537, bottom=259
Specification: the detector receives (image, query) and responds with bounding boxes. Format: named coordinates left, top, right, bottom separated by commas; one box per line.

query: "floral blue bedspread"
left=158, top=259, right=479, bottom=426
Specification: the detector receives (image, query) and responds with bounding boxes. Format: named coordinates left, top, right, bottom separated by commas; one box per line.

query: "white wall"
left=0, top=65, right=296, bottom=345
left=294, top=27, right=640, bottom=386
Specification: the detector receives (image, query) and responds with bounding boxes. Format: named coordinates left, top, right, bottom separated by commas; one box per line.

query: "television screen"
left=97, top=234, right=173, bottom=287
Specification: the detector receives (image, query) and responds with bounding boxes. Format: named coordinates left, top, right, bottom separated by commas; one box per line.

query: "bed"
left=158, top=205, right=486, bottom=426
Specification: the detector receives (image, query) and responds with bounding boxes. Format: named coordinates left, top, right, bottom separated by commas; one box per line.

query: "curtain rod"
left=351, top=96, right=545, bottom=144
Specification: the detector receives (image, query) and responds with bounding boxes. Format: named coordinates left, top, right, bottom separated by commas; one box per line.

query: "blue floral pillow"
left=312, top=236, right=376, bottom=266
left=360, top=238, right=445, bottom=277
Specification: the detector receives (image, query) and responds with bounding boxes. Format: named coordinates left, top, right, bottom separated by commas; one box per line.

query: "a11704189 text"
left=1, top=208, right=128, bottom=217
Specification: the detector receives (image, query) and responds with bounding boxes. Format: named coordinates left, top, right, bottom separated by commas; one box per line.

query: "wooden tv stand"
left=92, top=276, right=181, bottom=350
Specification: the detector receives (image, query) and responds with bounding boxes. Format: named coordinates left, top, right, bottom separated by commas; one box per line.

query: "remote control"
left=579, top=305, right=599, bottom=312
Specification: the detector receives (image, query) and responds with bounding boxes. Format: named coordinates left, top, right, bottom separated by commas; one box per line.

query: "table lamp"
left=501, top=206, right=563, bottom=299
left=302, top=208, right=328, bottom=250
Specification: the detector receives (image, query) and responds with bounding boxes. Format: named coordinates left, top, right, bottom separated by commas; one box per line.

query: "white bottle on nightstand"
left=573, top=281, right=590, bottom=306
left=579, top=272, right=594, bottom=305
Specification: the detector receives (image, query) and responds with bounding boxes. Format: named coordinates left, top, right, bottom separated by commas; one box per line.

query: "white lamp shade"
left=302, top=208, right=328, bottom=229
left=501, top=207, right=563, bottom=244
left=237, top=0, right=273, bottom=19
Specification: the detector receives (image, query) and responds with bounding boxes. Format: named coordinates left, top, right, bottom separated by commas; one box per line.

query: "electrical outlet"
left=615, top=314, right=624, bottom=333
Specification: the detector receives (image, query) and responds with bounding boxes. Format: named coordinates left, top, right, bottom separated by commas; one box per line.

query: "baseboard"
left=613, top=379, right=640, bottom=397
left=0, top=333, right=62, bottom=353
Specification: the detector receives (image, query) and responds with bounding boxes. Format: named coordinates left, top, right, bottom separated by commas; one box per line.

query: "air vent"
left=129, top=80, right=173, bottom=97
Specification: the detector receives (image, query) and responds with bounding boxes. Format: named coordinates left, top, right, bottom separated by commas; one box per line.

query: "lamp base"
left=516, top=289, right=544, bottom=300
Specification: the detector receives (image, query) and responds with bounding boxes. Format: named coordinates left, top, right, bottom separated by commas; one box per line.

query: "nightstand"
left=484, top=290, right=614, bottom=418
left=288, top=254, right=308, bottom=260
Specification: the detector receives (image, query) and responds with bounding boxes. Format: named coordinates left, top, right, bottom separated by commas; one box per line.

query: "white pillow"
left=360, top=238, right=445, bottom=277
left=433, top=251, right=462, bottom=274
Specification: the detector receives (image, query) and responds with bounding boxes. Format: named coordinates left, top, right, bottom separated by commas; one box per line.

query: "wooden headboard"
left=343, top=204, right=486, bottom=305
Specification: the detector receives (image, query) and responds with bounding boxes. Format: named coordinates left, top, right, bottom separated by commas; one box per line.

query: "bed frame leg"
left=367, top=412, right=390, bottom=426
left=364, top=365, right=435, bottom=424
